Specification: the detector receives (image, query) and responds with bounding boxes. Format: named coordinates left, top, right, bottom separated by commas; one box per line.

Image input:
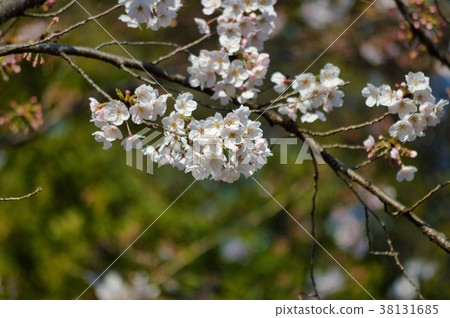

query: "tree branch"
left=0, top=0, right=45, bottom=24
left=23, top=0, right=76, bottom=18
left=394, top=0, right=450, bottom=68
left=1, top=43, right=448, bottom=253
left=0, top=186, right=42, bottom=201
left=306, top=112, right=390, bottom=137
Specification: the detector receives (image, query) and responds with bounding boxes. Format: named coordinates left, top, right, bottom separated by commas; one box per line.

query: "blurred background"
left=0, top=0, right=449, bottom=299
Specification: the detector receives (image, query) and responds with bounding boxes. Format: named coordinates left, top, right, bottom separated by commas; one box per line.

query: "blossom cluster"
left=0, top=96, right=43, bottom=134
left=188, top=48, right=269, bottom=105
left=90, top=84, right=170, bottom=150
left=90, top=84, right=272, bottom=183
left=118, top=0, right=182, bottom=30
left=188, top=0, right=277, bottom=104
left=145, top=104, right=272, bottom=183
left=363, top=134, right=419, bottom=182
left=362, top=71, right=448, bottom=182
left=270, top=63, right=345, bottom=123
left=362, top=72, right=448, bottom=143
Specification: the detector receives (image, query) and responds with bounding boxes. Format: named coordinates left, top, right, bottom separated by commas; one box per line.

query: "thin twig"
left=96, top=41, right=182, bottom=51
left=142, top=121, right=187, bottom=137
left=334, top=172, right=424, bottom=300
left=305, top=112, right=390, bottom=137
left=2, top=43, right=448, bottom=253
left=152, top=33, right=212, bottom=65
left=23, top=0, right=77, bottom=18
left=403, top=181, right=450, bottom=213
left=59, top=52, right=112, bottom=101
left=350, top=149, right=388, bottom=170
left=322, top=144, right=366, bottom=150
left=309, top=155, right=320, bottom=299
left=0, top=187, right=42, bottom=201
left=0, top=17, right=19, bottom=35
left=0, top=4, right=121, bottom=55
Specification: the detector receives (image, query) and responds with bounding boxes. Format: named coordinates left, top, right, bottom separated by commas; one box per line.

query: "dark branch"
left=1, top=43, right=448, bottom=253
left=0, top=0, right=45, bottom=24
left=394, top=0, right=450, bottom=68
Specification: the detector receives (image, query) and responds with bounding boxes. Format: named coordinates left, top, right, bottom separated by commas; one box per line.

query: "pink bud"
left=390, top=148, right=400, bottom=160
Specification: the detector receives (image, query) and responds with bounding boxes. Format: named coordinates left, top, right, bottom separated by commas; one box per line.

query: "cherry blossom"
left=271, top=64, right=345, bottom=123
left=118, top=0, right=182, bottom=30
left=396, top=165, right=418, bottom=182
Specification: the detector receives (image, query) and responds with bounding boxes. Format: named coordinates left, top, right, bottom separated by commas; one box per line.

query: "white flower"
left=135, top=84, right=158, bottom=102
left=301, top=111, right=326, bottom=123
left=378, top=85, right=397, bottom=107
left=220, top=36, right=241, bottom=54
left=362, top=83, right=380, bottom=107
left=233, top=105, right=251, bottom=126
left=175, top=92, right=197, bottom=116
left=194, top=18, right=210, bottom=34
left=419, top=101, right=434, bottom=116
left=89, top=97, right=101, bottom=114
left=128, top=0, right=152, bottom=24
left=224, top=60, right=249, bottom=87
left=221, top=127, right=244, bottom=149
left=217, top=22, right=241, bottom=44
left=434, top=99, right=448, bottom=119
left=413, top=88, right=435, bottom=104
left=396, top=166, right=418, bottom=182
left=320, top=63, right=344, bottom=88
left=162, top=111, right=185, bottom=134
left=255, top=10, right=276, bottom=34
left=223, top=113, right=242, bottom=131
left=212, top=81, right=235, bottom=105
left=271, top=72, right=288, bottom=93
left=129, top=103, right=154, bottom=124
left=121, top=134, right=144, bottom=151
left=278, top=106, right=297, bottom=121
left=130, top=87, right=169, bottom=123
left=104, top=101, right=130, bottom=126
left=292, top=73, right=315, bottom=94
left=201, top=0, right=222, bottom=15
left=245, top=120, right=263, bottom=140
left=211, top=50, right=230, bottom=73
left=119, top=0, right=182, bottom=31
left=242, top=0, right=259, bottom=12
left=324, top=89, right=344, bottom=112
left=237, top=16, right=255, bottom=37
left=389, top=98, right=416, bottom=119
left=188, top=119, right=206, bottom=140
left=407, top=113, right=426, bottom=135
left=405, top=72, right=430, bottom=92
left=389, top=120, right=415, bottom=142
left=93, top=131, right=112, bottom=150
left=204, top=113, right=223, bottom=137
left=102, top=124, right=123, bottom=141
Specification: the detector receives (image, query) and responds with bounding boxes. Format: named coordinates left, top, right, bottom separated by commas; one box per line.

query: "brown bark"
left=0, top=0, right=46, bottom=24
